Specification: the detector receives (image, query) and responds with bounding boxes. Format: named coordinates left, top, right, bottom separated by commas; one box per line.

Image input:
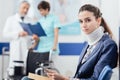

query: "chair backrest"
left=26, top=51, right=50, bottom=75
left=98, top=65, right=113, bottom=80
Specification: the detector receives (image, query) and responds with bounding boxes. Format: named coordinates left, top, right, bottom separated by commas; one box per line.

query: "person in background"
left=28, top=0, right=61, bottom=66
left=3, top=1, right=38, bottom=76
left=36, top=0, right=61, bottom=54
left=45, top=4, right=118, bottom=80
left=31, top=0, right=61, bottom=72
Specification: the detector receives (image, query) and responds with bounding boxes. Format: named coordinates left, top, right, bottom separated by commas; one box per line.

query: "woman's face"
left=39, top=8, right=49, bottom=16
left=78, top=11, right=101, bottom=34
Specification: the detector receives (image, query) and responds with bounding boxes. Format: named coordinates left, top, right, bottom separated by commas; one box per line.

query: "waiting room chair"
left=98, top=65, right=113, bottom=80
left=26, top=50, right=50, bottom=75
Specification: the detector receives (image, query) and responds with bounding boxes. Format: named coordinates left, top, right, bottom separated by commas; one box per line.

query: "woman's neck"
left=44, top=12, right=49, bottom=17
left=86, top=26, right=104, bottom=45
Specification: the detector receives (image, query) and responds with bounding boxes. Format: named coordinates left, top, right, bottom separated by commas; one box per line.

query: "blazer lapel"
left=83, top=41, right=103, bottom=63
left=74, top=43, right=89, bottom=77
left=78, top=43, right=89, bottom=64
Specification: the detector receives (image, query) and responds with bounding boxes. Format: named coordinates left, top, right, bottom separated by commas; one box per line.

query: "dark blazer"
left=74, top=34, right=118, bottom=80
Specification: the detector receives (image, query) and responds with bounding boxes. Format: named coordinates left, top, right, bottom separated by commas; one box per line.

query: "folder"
left=20, top=22, right=46, bottom=37
left=28, top=73, right=51, bottom=80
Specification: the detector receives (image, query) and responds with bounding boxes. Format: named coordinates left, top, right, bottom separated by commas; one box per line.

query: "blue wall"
left=0, top=42, right=85, bottom=55
left=59, top=42, right=85, bottom=55
left=0, top=42, right=9, bottom=55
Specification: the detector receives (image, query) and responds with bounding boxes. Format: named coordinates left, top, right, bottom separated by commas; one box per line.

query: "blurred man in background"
left=3, top=1, right=38, bottom=76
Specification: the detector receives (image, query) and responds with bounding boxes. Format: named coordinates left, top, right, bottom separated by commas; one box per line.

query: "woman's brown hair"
left=79, top=4, right=113, bottom=37
left=37, top=1, right=50, bottom=11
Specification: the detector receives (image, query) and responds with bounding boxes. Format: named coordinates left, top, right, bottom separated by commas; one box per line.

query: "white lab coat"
left=3, top=13, right=33, bottom=75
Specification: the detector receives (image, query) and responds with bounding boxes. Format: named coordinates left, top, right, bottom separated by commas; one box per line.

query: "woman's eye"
left=79, top=20, right=83, bottom=23
left=86, top=19, right=91, bottom=22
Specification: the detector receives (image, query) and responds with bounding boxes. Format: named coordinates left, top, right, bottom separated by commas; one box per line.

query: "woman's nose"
left=81, top=22, right=87, bottom=28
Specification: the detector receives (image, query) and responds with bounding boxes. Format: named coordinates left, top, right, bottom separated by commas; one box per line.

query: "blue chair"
left=98, top=65, right=113, bottom=80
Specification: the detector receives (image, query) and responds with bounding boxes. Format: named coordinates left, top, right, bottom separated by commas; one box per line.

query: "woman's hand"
left=32, top=34, right=39, bottom=41
left=45, top=69, right=58, bottom=79
left=45, top=69, right=69, bottom=80
left=52, top=46, right=57, bottom=51
left=29, top=34, right=39, bottom=50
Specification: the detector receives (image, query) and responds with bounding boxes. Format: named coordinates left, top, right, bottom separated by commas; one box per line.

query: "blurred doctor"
left=3, top=1, right=37, bottom=76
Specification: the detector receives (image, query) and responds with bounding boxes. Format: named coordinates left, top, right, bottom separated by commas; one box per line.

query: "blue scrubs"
left=36, top=14, right=61, bottom=54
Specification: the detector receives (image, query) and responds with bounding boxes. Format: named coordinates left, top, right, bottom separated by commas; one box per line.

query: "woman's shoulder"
left=102, top=34, right=117, bottom=46
left=49, top=13, right=58, bottom=18
left=49, top=13, right=56, bottom=16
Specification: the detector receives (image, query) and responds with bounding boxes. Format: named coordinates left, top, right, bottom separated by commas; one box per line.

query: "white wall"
left=0, top=0, right=15, bottom=79
left=0, top=0, right=15, bottom=42
left=53, top=55, right=79, bottom=76
left=101, top=0, right=119, bottom=44
left=119, top=0, right=120, bottom=25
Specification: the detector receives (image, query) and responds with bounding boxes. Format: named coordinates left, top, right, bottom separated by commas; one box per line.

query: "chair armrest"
left=2, top=47, right=9, bottom=55
left=98, top=65, right=113, bottom=80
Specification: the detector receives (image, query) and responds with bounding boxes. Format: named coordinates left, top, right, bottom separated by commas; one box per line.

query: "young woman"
left=30, top=1, right=61, bottom=54
left=45, top=4, right=118, bottom=80
left=36, top=1, right=61, bottom=53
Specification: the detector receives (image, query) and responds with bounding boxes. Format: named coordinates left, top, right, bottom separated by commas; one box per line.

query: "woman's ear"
left=97, top=17, right=102, bottom=26
left=46, top=8, right=49, bottom=12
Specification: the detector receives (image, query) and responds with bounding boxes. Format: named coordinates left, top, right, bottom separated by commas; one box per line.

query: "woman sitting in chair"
left=45, top=4, right=118, bottom=80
